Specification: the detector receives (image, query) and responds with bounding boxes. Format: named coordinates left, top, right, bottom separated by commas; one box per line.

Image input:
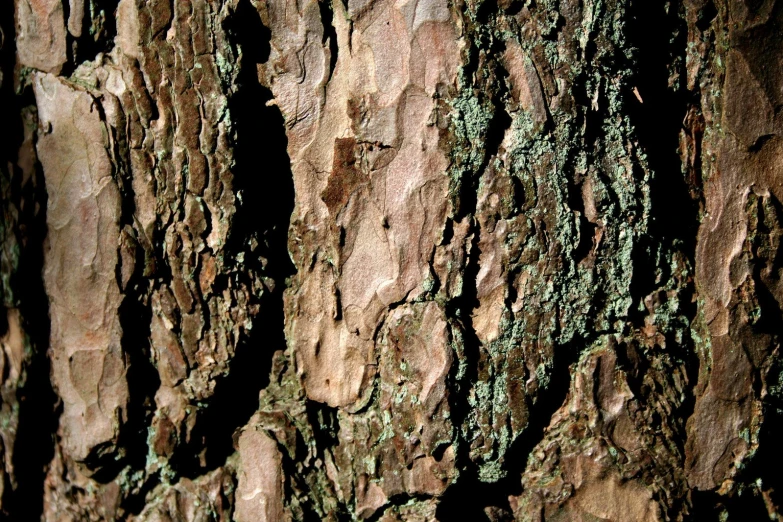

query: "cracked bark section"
left=685, top=1, right=783, bottom=517
left=4, top=0, right=783, bottom=520
left=261, top=0, right=460, bottom=411
left=11, top=0, right=289, bottom=518
left=34, top=72, right=128, bottom=467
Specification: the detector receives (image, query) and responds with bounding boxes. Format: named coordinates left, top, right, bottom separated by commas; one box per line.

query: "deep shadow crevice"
left=176, top=0, right=296, bottom=475
left=0, top=1, right=60, bottom=519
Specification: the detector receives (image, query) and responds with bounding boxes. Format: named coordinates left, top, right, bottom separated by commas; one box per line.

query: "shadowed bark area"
left=1, top=0, right=783, bottom=520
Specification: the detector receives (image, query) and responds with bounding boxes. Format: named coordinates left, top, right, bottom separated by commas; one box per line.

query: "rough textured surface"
left=35, top=72, right=129, bottom=466
left=687, top=1, right=783, bottom=499
left=15, top=0, right=67, bottom=74
left=264, top=0, right=460, bottom=410
left=2, top=0, right=783, bottom=520
left=235, top=418, right=285, bottom=522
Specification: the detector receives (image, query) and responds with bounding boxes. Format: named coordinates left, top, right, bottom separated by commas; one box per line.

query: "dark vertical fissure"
left=625, top=0, right=698, bottom=318
left=177, top=0, right=295, bottom=475
left=73, top=0, right=119, bottom=63
left=318, top=0, right=339, bottom=82
left=0, top=3, right=59, bottom=520
left=439, top=7, right=520, bottom=520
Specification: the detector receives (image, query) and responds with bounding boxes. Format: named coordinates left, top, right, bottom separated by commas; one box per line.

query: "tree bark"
left=1, top=0, right=782, bottom=520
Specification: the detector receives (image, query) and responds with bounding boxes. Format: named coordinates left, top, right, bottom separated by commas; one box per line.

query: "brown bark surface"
left=1, top=0, right=783, bottom=520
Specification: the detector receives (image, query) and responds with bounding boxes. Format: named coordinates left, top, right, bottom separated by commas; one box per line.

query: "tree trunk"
left=1, top=0, right=782, bottom=520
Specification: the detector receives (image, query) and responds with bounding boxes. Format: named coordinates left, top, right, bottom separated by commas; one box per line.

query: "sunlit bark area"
left=1, top=0, right=782, bottom=520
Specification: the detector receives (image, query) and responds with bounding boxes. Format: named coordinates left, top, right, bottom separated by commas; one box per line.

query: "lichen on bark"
left=2, top=0, right=783, bottom=520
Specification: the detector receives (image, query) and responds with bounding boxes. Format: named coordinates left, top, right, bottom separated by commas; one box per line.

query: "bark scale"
left=0, top=0, right=781, bottom=520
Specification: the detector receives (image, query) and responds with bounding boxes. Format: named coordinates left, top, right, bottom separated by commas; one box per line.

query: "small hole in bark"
left=749, top=133, right=774, bottom=152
